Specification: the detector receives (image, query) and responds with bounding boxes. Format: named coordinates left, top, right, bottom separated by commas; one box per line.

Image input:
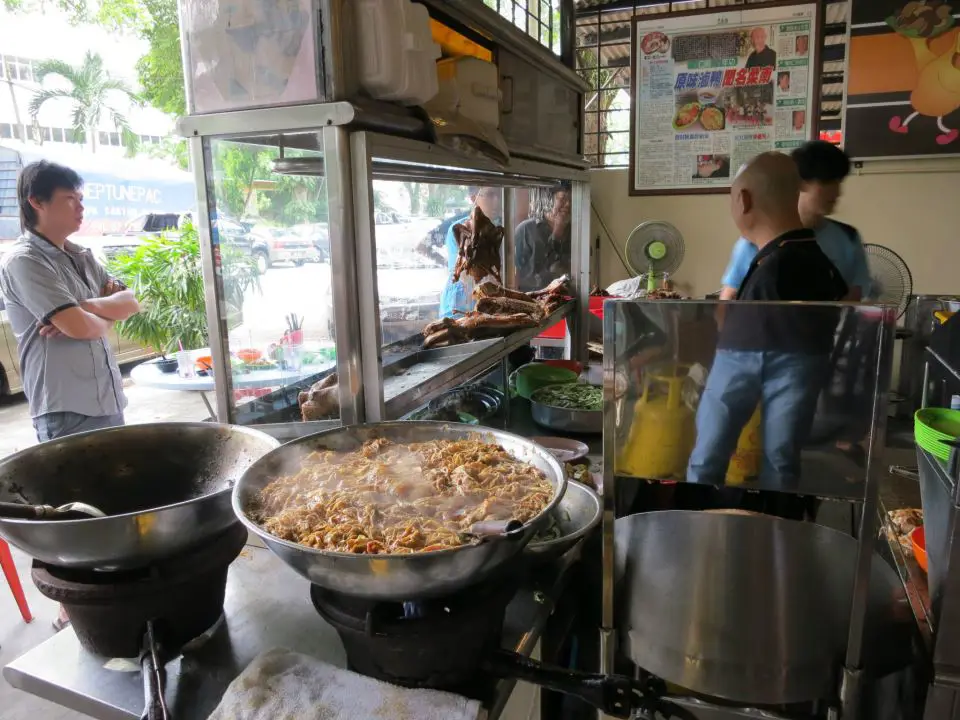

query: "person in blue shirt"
left=438, top=187, right=501, bottom=319
left=719, top=141, right=870, bottom=301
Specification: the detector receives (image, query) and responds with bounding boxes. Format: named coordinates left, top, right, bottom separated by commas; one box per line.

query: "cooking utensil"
left=233, top=422, right=568, bottom=600
left=0, top=423, right=279, bottom=569
left=614, top=511, right=913, bottom=705
left=0, top=501, right=107, bottom=520
left=530, top=386, right=602, bottom=434
left=525, top=481, right=601, bottom=562
left=531, top=436, right=590, bottom=463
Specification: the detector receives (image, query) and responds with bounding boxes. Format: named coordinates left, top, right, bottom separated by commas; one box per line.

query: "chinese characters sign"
left=630, top=3, right=819, bottom=195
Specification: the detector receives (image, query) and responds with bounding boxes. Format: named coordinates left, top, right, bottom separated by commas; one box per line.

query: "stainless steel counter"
left=4, top=539, right=582, bottom=720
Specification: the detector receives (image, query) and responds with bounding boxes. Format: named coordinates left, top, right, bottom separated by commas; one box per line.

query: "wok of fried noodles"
left=252, top=437, right=553, bottom=554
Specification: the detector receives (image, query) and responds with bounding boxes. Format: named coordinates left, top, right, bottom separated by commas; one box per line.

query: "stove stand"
left=31, top=522, right=247, bottom=658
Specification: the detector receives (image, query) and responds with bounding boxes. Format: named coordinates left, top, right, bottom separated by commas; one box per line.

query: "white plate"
left=531, top=436, right=590, bottom=463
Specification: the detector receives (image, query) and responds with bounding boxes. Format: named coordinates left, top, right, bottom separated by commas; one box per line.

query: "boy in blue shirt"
left=719, top=141, right=869, bottom=301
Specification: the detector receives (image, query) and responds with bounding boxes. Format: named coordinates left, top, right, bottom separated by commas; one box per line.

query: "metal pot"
left=525, top=481, right=601, bottom=562
left=0, top=422, right=279, bottom=570
left=614, top=511, right=913, bottom=706
left=530, top=386, right=603, bottom=434
left=233, top=421, right=568, bottom=600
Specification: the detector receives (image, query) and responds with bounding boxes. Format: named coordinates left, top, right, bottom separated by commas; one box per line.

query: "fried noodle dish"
left=253, top=438, right=553, bottom=554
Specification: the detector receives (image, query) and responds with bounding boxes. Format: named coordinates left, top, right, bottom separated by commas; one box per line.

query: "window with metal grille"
left=482, top=0, right=563, bottom=54
left=576, top=0, right=847, bottom=168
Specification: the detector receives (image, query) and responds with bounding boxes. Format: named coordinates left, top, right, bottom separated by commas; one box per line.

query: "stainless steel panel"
left=349, top=131, right=386, bottom=421
left=614, top=511, right=910, bottom=706
left=365, top=132, right=590, bottom=181
left=569, top=179, right=590, bottom=363
left=177, top=102, right=356, bottom=139
left=322, top=125, right=364, bottom=425
left=498, top=49, right=581, bottom=160
left=900, top=295, right=960, bottom=416
left=190, top=136, right=232, bottom=423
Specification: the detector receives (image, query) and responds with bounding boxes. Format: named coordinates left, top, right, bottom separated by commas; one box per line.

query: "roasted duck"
left=423, top=312, right=538, bottom=349
left=452, top=206, right=503, bottom=284
left=298, top=373, right=340, bottom=421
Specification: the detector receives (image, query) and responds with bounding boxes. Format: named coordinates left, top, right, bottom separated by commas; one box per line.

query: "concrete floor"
left=0, top=379, right=208, bottom=719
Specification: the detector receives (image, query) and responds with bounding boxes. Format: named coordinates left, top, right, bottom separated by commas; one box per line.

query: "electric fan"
left=624, top=221, right=686, bottom=292
left=864, top=243, right=912, bottom=318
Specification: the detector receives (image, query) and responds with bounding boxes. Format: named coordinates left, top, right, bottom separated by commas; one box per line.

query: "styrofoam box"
left=355, top=0, right=440, bottom=106
left=436, top=56, right=500, bottom=128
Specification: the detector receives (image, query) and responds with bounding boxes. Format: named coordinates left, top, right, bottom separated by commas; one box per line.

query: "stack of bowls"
left=915, top=408, right=960, bottom=461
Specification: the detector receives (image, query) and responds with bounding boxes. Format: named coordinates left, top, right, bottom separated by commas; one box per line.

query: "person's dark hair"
left=17, top=160, right=83, bottom=230
left=550, top=181, right=571, bottom=196
left=791, top=141, right=850, bottom=184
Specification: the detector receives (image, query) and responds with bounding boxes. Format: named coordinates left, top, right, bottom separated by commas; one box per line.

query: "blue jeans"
left=687, top=350, right=828, bottom=487
left=33, top=411, right=126, bottom=443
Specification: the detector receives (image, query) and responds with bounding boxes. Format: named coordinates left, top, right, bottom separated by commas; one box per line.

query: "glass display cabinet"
left=176, top=0, right=591, bottom=439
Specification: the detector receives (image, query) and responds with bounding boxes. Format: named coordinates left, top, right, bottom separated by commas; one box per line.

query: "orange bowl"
left=195, top=355, right=214, bottom=372
left=236, top=349, right=262, bottom=362
left=911, top=526, right=928, bottom=573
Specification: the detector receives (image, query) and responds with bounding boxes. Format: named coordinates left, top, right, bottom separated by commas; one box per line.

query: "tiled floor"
left=0, top=381, right=208, bottom=719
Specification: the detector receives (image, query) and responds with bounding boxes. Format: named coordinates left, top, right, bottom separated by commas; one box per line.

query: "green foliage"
left=29, top=51, right=140, bottom=153
left=134, top=0, right=185, bottom=116
left=107, top=219, right=260, bottom=355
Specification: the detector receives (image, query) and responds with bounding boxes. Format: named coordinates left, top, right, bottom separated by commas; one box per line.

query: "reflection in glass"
left=514, top=182, right=572, bottom=292
left=610, top=300, right=892, bottom=502
left=207, top=139, right=338, bottom=425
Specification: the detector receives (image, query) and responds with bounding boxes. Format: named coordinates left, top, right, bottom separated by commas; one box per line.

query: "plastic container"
left=915, top=408, right=960, bottom=461
left=511, top=363, right=578, bottom=400
left=911, top=526, right=928, bottom=573
left=355, top=0, right=440, bottom=106
left=435, top=56, right=500, bottom=127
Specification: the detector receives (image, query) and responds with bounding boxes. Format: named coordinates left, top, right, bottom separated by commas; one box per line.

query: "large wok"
left=233, top=422, right=568, bottom=600
left=0, top=422, right=279, bottom=570
left=615, top=511, right=914, bottom=706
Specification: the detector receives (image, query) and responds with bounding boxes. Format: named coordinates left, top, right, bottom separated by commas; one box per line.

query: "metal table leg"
left=199, top=392, right=218, bottom=421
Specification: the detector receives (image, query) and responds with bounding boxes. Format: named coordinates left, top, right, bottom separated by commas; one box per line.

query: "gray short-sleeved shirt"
left=0, top=231, right=126, bottom=418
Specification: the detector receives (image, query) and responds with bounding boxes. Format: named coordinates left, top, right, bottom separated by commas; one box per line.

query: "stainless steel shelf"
left=383, top=301, right=574, bottom=420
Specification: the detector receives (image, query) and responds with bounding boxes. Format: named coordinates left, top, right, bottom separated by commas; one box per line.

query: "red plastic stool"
left=0, top=538, right=33, bottom=623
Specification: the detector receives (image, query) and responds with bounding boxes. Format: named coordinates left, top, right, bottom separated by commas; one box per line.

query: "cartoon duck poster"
left=845, top=0, right=960, bottom=159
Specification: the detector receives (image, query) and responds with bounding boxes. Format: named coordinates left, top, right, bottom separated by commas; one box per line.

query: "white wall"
left=591, top=157, right=960, bottom=297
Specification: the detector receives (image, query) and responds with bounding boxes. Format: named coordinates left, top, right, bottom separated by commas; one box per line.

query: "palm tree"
left=28, top=51, right=140, bottom=153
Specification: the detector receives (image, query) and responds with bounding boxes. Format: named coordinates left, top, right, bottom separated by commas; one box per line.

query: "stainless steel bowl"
left=233, top=422, right=568, bottom=600
left=525, top=481, right=601, bottom=562
left=530, top=385, right=602, bottom=434
left=0, top=423, right=279, bottom=570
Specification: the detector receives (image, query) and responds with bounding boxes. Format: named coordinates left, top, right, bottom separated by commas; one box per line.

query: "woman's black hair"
left=17, top=160, right=83, bottom=230
left=790, top=140, right=850, bottom=183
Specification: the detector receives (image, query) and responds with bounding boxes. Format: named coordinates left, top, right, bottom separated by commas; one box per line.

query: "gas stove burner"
left=32, top=522, right=247, bottom=658
left=310, top=577, right=517, bottom=694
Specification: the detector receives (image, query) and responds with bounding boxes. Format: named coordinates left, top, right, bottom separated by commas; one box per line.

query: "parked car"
left=246, top=223, right=321, bottom=273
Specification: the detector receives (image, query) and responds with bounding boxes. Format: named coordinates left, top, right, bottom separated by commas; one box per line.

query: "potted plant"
left=108, top=219, right=260, bottom=372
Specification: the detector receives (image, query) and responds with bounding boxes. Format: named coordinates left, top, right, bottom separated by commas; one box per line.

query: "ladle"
left=0, top=501, right=107, bottom=521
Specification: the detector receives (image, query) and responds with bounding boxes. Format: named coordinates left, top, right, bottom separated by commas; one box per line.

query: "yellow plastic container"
left=619, top=366, right=695, bottom=479
left=726, top=406, right=762, bottom=484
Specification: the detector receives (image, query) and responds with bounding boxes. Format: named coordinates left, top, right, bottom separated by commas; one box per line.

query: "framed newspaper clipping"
left=629, top=1, right=822, bottom=196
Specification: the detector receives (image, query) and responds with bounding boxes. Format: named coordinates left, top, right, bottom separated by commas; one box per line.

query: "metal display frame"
left=599, top=299, right=897, bottom=719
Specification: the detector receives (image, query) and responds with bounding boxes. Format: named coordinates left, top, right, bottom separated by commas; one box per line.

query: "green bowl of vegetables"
left=529, top=383, right=603, bottom=434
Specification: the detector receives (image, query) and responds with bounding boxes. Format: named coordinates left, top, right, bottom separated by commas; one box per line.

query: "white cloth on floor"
left=207, top=648, right=484, bottom=720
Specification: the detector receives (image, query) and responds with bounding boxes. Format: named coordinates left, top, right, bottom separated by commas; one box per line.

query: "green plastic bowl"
left=915, top=408, right=960, bottom=461
left=512, top=363, right=578, bottom=400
